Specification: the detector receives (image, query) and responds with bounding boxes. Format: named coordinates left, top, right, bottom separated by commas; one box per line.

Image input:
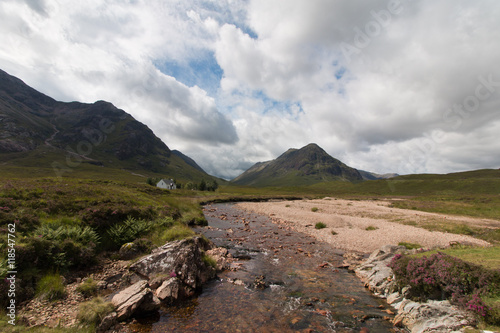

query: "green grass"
left=202, top=254, right=217, bottom=269
left=76, top=278, right=98, bottom=298
left=398, top=242, right=422, bottom=250
left=315, top=222, right=327, bottom=229
left=151, top=223, right=195, bottom=246
left=76, top=297, right=114, bottom=326
left=410, top=245, right=500, bottom=271
left=36, top=274, right=66, bottom=301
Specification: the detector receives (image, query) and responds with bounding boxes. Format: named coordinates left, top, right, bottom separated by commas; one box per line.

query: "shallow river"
left=133, top=203, right=406, bottom=332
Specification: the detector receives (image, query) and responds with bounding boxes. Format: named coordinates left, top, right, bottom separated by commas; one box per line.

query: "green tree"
left=199, top=179, right=207, bottom=191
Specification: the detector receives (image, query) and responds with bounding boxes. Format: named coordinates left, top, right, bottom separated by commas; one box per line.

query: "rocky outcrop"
left=355, top=245, right=476, bottom=333
left=129, top=236, right=216, bottom=296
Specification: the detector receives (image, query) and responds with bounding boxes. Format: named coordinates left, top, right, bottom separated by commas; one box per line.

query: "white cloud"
left=1, top=0, right=499, bottom=179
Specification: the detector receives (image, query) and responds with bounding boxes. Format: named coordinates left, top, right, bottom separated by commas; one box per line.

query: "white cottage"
left=156, top=179, right=176, bottom=190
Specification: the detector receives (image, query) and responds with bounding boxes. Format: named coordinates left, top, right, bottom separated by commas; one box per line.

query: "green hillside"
left=0, top=69, right=213, bottom=183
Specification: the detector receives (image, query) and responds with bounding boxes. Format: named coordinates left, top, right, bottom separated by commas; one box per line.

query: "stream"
left=133, top=203, right=406, bottom=332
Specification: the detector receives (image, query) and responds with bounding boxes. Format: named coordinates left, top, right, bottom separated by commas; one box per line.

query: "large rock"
left=392, top=299, right=474, bottom=333
left=356, top=245, right=476, bottom=333
left=110, top=280, right=160, bottom=321
left=130, top=237, right=216, bottom=301
left=355, top=244, right=405, bottom=296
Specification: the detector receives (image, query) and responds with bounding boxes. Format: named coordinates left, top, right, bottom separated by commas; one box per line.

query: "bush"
left=311, top=207, right=319, bottom=212
left=36, top=273, right=66, bottom=301
left=77, top=297, right=114, bottom=326
left=315, top=222, right=327, bottom=229
left=107, top=216, right=154, bottom=248
left=76, top=278, right=98, bottom=298
left=365, top=226, right=378, bottom=231
left=331, top=230, right=338, bottom=235
left=389, top=252, right=500, bottom=322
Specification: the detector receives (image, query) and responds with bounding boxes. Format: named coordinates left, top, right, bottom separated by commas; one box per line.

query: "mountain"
left=358, top=170, right=399, bottom=180
left=232, top=143, right=363, bottom=187
left=172, top=150, right=206, bottom=173
left=0, top=69, right=212, bottom=181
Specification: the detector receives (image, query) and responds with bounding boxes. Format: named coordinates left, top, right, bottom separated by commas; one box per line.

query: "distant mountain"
left=172, top=150, right=206, bottom=173
left=0, top=69, right=212, bottom=181
left=232, top=143, right=363, bottom=187
left=358, top=170, right=399, bottom=180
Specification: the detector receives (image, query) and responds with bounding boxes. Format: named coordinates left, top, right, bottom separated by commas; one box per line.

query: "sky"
left=1, top=0, right=499, bottom=180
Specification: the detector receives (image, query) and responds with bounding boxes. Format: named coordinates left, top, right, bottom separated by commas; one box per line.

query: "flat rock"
left=111, top=280, right=160, bottom=321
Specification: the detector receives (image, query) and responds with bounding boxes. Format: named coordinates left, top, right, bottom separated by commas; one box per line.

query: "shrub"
left=35, top=225, right=100, bottom=245
left=77, top=297, right=114, bottom=326
left=331, top=230, right=338, bottom=235
left=365, top=226, right=378, bottom=231
left=315, top=222, right=327, bottom=229
left=36, top=273, right=66, bottom=301
left=311, top=207, right=319, bottom=212
left=389, top=252, right=500, bottom=322
left=76, top=278, right=98, bottom=298
left=107, top=216, right=151, bottom=247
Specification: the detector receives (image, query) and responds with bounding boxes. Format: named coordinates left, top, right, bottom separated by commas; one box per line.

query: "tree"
left=199, top=179, right=207, bottom=191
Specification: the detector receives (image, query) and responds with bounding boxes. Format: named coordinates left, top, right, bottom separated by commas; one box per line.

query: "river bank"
left=236, top=198, right=492, bottom=253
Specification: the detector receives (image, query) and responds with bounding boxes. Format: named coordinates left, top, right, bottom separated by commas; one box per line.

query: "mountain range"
left=0, top=68, right=398, bottom=186
left=0, top=69, right=211, bottom=181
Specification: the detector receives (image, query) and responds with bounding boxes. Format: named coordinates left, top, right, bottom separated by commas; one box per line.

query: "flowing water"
left=133, top=203, right=405, bottom=332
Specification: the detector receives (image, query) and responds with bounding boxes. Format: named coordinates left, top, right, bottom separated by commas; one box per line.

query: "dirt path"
left=236, top=198, right=495, bottom=253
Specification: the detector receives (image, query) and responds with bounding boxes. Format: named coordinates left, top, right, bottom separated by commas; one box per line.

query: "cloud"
left=1, top=0, right=499, bottom=179
left=0, top=0, right=238, bottom=151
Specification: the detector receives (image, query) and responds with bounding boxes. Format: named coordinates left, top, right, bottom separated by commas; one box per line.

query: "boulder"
left=392, top=299, right=475, bottom=333
left=110, top=280, right=160, bottom=321
left=155, top=277, right=182, bottom=303
left=130, top=237, right=215, bottom=291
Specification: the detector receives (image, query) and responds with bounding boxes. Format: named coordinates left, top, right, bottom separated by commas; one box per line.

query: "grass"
left=398, top=242, right=423, bottom=250
left=76, top=278, right=98, bottom=298
left=36, top=273, right=66, bottom=301
left=202, top=254, right=217, bottom=269
left=151, top=223, right=195, bottom=246
left=315, top=222, right=327, bottom=229
left=76, top=297, right=114, bottom=326
left=410, top=245, right=500, bottom=271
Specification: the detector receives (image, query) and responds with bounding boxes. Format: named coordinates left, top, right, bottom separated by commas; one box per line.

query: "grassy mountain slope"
left=232, top=143, right=363, bottom=187
left=0, top=69, right=212, bottom=182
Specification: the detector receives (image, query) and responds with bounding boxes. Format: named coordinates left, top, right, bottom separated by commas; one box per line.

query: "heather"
left=389, top=252, right=500, bottom=325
